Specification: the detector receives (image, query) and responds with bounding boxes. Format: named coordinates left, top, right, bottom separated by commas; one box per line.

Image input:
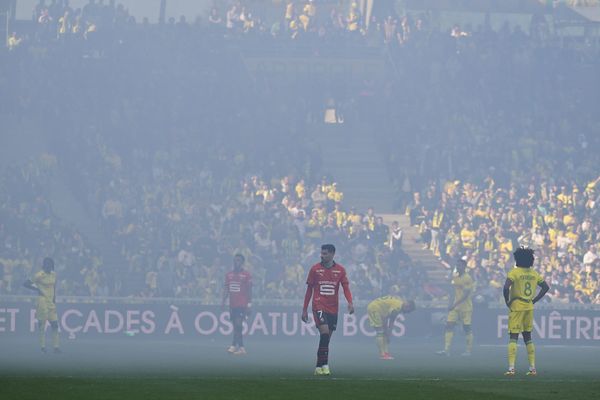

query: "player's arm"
left=301, top=283, right=313, bottom=323
left=23, top=279, right=42, bottom=296
left=247, top=276, right=253, bottom=312
left=341, top=279, right=354, bottom=314
left=532, top=281, right=550, bottom=304
left=503, top=278, right=513, bottom=308
left=385, top=311, right=400, bottom=338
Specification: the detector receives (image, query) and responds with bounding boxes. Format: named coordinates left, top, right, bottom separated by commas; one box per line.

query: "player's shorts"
left=229, top=307, right=248, bottom=321
left=508, top=310, right=534, bottom=334
left=447, top=307, right=472, bottom=325
left=367, top=304, right=384, bottom=329
left=36, top=298, right=58, bottom=322
left=313, top=310, right=338, bottom=331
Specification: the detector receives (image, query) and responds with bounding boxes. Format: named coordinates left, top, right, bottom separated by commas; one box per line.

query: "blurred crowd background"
left=1, top=0, right=599, bottom=304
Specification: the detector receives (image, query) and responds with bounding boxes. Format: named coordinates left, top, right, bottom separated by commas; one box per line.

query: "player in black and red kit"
left=301, top=244, right=354, bottom=376
left=222, top=254, right=252, bottom=355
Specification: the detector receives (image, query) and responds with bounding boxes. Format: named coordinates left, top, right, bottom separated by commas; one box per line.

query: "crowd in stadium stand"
left=0, top=157, right=103, bottom=296
left=408, top=178, right=600, bottom=305
left=2, top=1, right=599, bottom=304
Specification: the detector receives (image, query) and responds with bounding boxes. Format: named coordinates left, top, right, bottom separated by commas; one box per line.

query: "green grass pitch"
left=1, top=337, right=599, bottom=399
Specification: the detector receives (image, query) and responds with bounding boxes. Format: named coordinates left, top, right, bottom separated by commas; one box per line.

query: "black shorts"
left=230, top=307, right=248, bottom=321
left=313, top=310, right=338, bottom=331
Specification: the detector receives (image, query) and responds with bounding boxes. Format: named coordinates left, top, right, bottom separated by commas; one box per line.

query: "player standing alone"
left=301, top=244, right=354, bottom=376
left=436, top=259, right=475, bottom=357
left=24, top=257, right=61, bottom=353
left=222, top=254, right=252, bottom=355
left=503, top=247, right=549, bottom=376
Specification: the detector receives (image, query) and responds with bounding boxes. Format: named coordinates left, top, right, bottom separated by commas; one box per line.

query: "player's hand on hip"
left=301, top=310, right=308, bottom=323
left=348, top=303, right=355, bottom=315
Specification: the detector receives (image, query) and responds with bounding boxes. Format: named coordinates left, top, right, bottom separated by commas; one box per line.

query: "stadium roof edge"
left=404, top=0, right=549, bottom=14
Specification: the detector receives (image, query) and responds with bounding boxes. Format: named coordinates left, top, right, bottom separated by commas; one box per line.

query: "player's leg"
left=313, top=310, right=334, bottom=375
left=38, top=319, right=47, bottom=352
left=228, top=308, right=240, bottom=353
left=50, top=321, right=61, bottom=353
left=48, top=304, right=60, bottom=353
left=37, top=300, right=48, bottom=352
left=506, top=311, right=522, bottom=375
left=437, top=311, right=457, bottom=355
left=462, top=309, right=473, bottom=356
left=368, top=307, right=387, bottom=358
left=234, top=308, right=247, bottom=355
left=522, top=311, right=536, bottom=375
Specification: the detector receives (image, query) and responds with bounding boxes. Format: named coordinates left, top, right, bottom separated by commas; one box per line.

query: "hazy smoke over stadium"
left=1, top=0, right=600, bottom=397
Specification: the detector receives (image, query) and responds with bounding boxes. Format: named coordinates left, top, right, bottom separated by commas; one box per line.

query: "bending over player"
left=302, top=244, right=354, bottom=376
left=367, top=291, right=416, bottom=359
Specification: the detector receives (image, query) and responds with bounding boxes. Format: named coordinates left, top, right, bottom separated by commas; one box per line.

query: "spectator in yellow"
left=460, top=222, right=476, bottom=249
left=347, top=2, right=361, bottom=32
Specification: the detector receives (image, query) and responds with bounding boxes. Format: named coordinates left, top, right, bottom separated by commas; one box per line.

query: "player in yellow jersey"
left=367, top=292, right=416, bottom=360
left=436, top=259, right=475, bottom=356
left=24, top=258, right=61, bottom=353
left=503, top=247, right=549, bottom=376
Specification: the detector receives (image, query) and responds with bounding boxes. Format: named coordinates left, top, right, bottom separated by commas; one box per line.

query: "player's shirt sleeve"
left=507, top=268, right=516, bottom=283
left=340, top=268, right=353, bottom=303
left=340, top=268, right=349, bottom=286
left=306, top=266, right=315, bottom=286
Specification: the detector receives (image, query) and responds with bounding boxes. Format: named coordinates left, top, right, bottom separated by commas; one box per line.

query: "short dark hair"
left=321, top=244, right=336, bottom=253
left=43, top=257, right=54, bottom=271
left=513, top=247, right=534, bottom=268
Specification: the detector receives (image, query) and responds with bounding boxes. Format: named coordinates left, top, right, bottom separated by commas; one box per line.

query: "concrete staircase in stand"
left=379, top=214, right=447, bottom=285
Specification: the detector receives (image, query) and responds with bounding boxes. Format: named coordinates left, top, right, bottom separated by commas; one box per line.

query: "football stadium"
left=1, top=0, right=599, bottom=399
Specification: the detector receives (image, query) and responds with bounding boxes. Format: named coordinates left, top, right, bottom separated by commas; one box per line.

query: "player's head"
left=320, top=244, right=335, bottom=264
left=42, top=257, right=54, bottom=273
left=402, top=300, right=416, bottom=313
left=233, top=254, right=245, bottom=270
left=513, top=246, right=535, bottom=268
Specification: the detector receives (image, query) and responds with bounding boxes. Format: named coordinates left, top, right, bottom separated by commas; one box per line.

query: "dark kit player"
left=302, top=244, right=354, bottom=376
left=222, top=254, right=252, bottom=355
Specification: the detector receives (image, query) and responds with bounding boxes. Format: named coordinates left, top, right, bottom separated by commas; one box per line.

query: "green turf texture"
left=2, top=377, right=599, bottom=400
left=1, top=338, right=599, bottom=399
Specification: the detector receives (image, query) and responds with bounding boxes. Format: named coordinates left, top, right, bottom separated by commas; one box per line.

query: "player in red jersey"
left=301, top=244, right=354, bottom=376
left=222, top=254, right=252, bottom=355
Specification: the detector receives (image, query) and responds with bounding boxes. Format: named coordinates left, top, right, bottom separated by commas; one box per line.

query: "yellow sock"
left=526, top=341, right=535, bottom=369
left=376, top=334, right=386, bottom=355
left=465, top=333, right=473, bottom=353
left=52, top=328, right=60, bottom=349
left=508, top=340, right=517, bottom=369
left=39, top=321, right=46, bottom=348
left=444, top=331, right=454, bottom=352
